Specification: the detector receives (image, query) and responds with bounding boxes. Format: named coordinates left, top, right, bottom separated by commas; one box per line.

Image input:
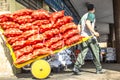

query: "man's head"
left=86, top=3, right=95, bottom=13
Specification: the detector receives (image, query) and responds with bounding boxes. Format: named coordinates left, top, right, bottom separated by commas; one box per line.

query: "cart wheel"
left=31, top=60, right=51, bottom=79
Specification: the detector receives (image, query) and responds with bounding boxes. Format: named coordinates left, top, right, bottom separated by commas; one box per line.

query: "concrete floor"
left=0, top=62, right=120, bottom=80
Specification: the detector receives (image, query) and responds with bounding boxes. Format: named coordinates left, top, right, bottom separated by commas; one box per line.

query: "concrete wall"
left=7, top=0, right=26, bottom=13
left=0, top=34, right=21, bottom=77
left=0, top=0, right=25, bottom=76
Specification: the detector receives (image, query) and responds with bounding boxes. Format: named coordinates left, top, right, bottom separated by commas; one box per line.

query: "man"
left=73, top=3, right=104, bottom=75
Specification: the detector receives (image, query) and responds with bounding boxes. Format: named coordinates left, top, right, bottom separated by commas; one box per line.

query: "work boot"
left=96, top=69, right=106, bottom=74
left=72, top=67, right=80, bottom=75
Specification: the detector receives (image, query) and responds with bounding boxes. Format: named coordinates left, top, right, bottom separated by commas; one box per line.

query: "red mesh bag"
left=39, top=24, right=53, bottom=33
left=19, top=23, right=38, bottom=31
left=14, top=46, right=33, bottom=58
left=13, top=9, right=33, bottom=17
left=42, top=28, right=60, bottom=39
left=65, top=34, right=82, bottom=45
left=27, top=34, right=44, bottom=44
left=32, top=43, right=44, bottom=49
left=33, top=47, right=53, bottom=57
left=53, top=16, right=73, bottom=28
left=15, top=53, right=33, bottom=64
left=62, top=29, right=79, bottom=39
left=45, top=35, right=62, bottom=47
left=0, top=14, right=12, bottom=23
left=60, top=22, right=77, bottom=33
left=14, top=15, right=34, bottom=24
left=50, top=40, right=64, bottom=50
left=0, top=22, right=19, bottom=30
left=4, top=28, right=22, bottom=37
left=32, top=20, right=50, bottom=26
left=31, top=9, right=50, bottom=20
left=50, top=10, right=64, bottom=24
left=12, top=40, right=26, bottom=50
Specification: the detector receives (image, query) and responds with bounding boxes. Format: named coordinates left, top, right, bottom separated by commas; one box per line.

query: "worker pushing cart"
left=73, top=3, right=105, bottom=75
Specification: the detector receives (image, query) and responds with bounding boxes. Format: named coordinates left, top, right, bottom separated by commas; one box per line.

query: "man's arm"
left=85, top=20, right=99, bottom=37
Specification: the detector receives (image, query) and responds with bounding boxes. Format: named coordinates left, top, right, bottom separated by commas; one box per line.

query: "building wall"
left=7, top=0, right=26, bottom=13
left=0, top=0, right=25, bottom=75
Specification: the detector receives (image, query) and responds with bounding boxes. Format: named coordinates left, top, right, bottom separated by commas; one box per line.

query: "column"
left=113, top=0, right=120, bottom=63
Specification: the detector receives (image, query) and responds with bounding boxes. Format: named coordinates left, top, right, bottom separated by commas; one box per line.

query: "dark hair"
left=86, top=3, right=94, bottom=11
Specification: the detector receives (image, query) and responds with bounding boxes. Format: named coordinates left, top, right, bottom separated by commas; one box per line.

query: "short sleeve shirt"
left=86, top=12, right=95, bottom=23
left=79, top=12, right=96, bottom=37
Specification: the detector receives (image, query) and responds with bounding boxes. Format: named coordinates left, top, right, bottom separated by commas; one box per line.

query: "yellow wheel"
left=31, top=60, right=51, bottom=79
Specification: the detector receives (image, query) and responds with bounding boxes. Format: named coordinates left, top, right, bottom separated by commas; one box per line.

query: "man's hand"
left=93, top=31, right=99, bottom=37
